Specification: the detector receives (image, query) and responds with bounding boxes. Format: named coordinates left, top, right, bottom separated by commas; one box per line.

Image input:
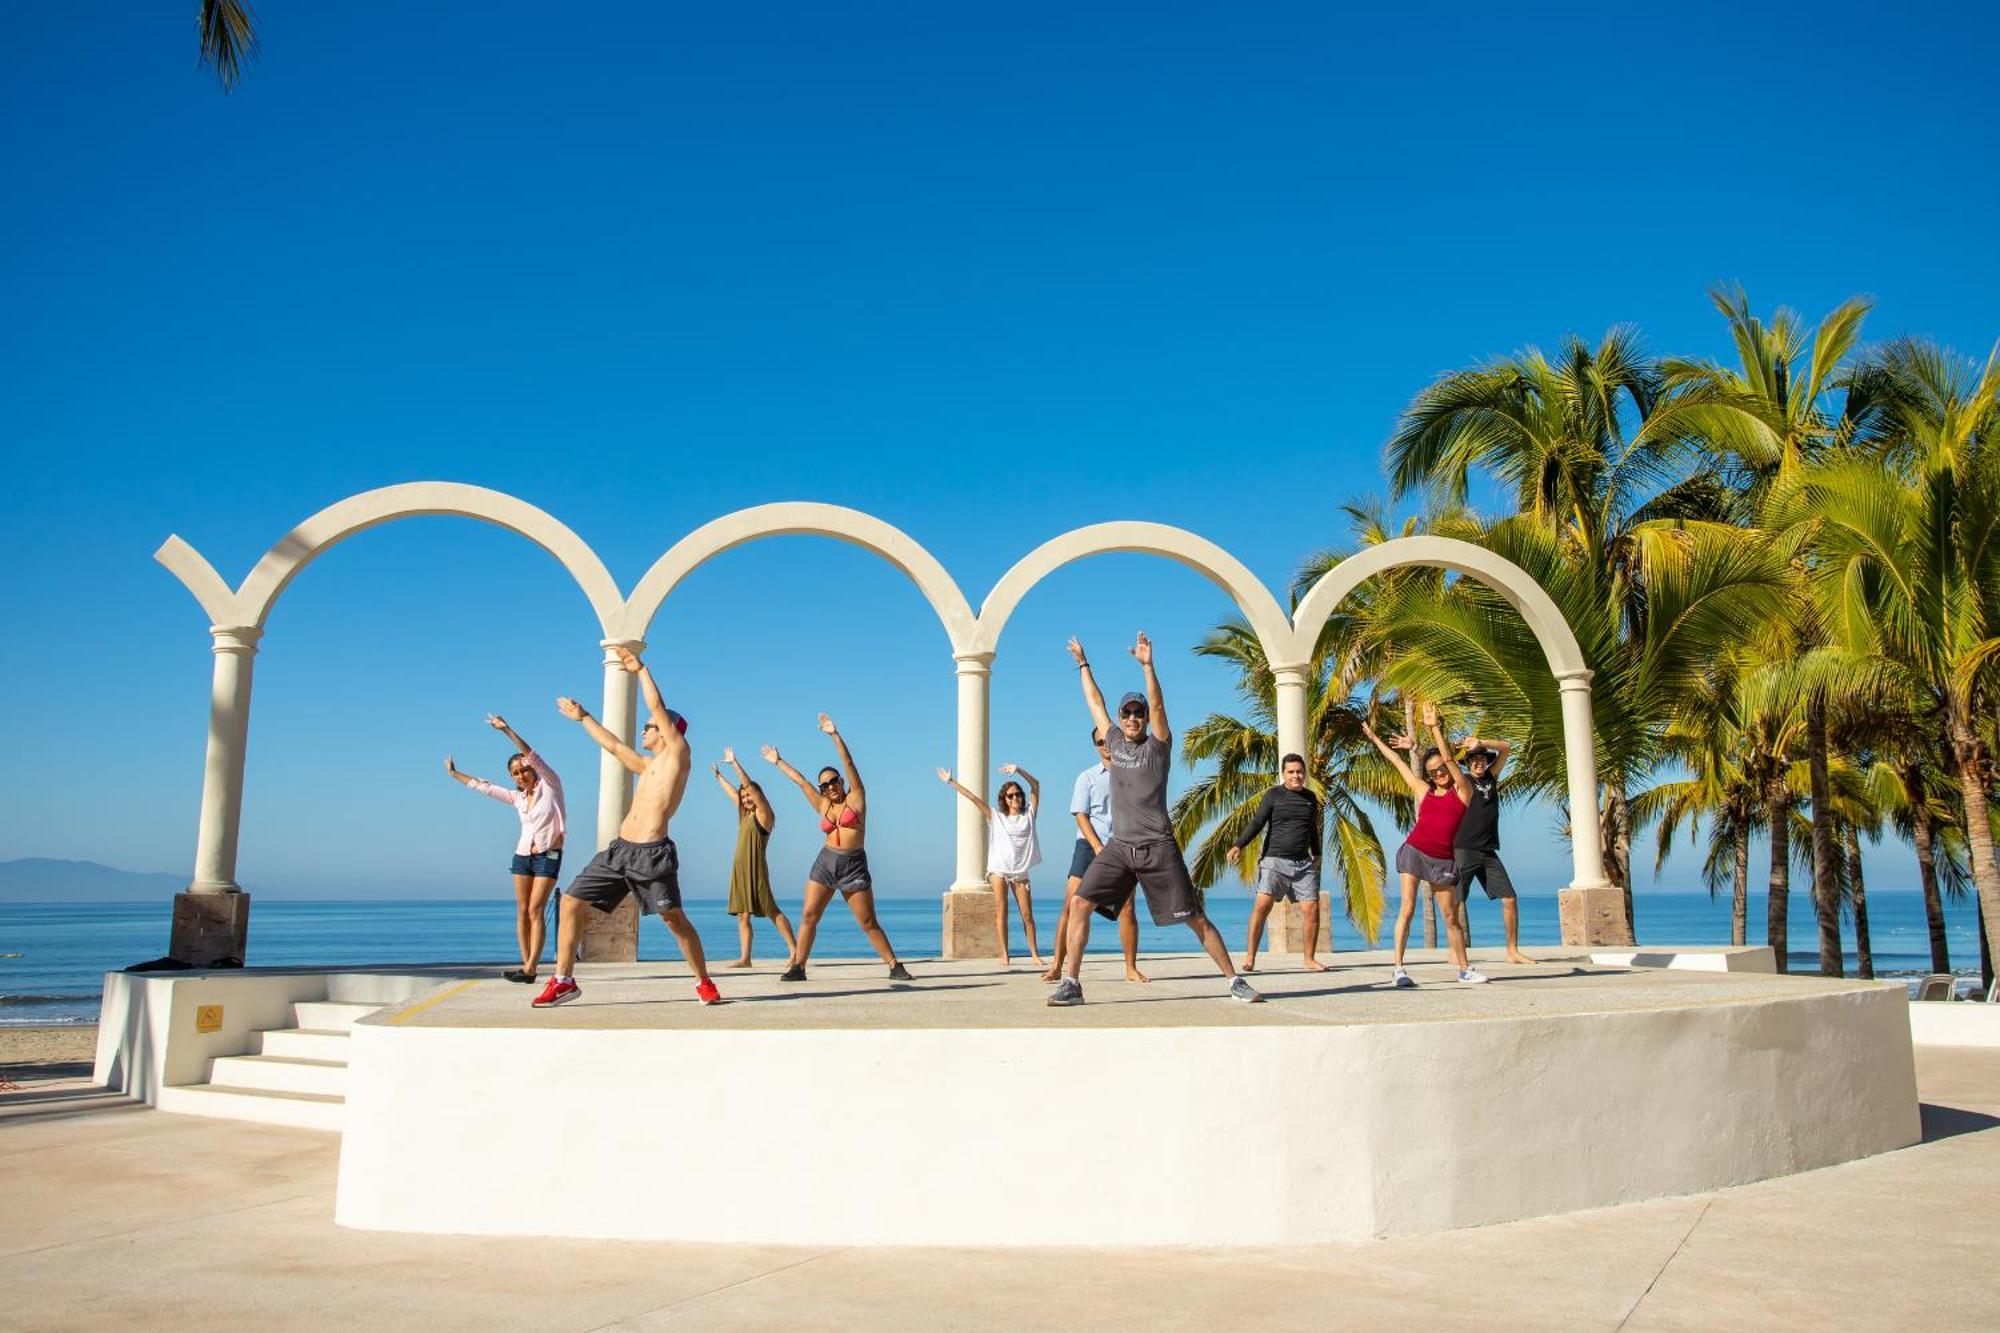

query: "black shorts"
left=1075, top=838, right=1201, bottom=926
left=1067, top=838, right=1099, bottom=880
left=808, top=846, right=873, bottom=896
left=564, top=837, right=681, bottom=915
left=1452, top=848, right=1516, bottom=900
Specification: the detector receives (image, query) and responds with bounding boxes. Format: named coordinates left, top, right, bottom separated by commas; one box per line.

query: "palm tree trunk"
left=1768, top=795, right=1791, bottom=973
left=1948, top=707, right=2000, bottom=997
left=1731, top=821, right=1749, bottom=948
left=1905, top=765, right=1951, bottom=972
left=1422, top=884, right=1438, bottom=949
left=1602, top=784, right=1634, bottom=938
left=1844, top=825, right=1873, bottom=979
left=1806, top=697, right=1843, bottom=976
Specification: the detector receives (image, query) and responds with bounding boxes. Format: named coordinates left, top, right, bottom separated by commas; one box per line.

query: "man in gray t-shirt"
left=1049, top=632, right=1262, bottom=1007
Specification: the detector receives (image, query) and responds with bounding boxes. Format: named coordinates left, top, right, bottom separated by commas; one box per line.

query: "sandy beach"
left=0, top=1023, right=96, bottom=1086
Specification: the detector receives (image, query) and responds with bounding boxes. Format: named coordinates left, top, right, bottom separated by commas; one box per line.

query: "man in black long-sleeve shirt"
left=1226, top=753, right=1328, bottom=972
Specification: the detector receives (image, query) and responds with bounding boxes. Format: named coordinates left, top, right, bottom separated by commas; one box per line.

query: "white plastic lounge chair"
left=1915, top=973, right=1956, bottom=1002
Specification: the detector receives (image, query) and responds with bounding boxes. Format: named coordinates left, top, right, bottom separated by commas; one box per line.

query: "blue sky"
left=4, top=2, right=1997, bottom=912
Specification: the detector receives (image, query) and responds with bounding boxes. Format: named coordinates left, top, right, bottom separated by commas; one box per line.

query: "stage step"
left=157, top=1082, right=345, bottom=1132
left=159, top=999, right=382, bottom=1132
left=208, top=1054, right=348, bottom=1097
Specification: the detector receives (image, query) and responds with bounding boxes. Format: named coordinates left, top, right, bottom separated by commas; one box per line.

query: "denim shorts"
left=511, top=848, right=564, bottom=879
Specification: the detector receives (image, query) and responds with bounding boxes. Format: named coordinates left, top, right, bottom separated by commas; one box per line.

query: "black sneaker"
left=503, top=969, right=533, bottom=984
left=888, top=963, right=914, bottom=981
left=780, top=964, right=807, bottom=982
left=1047, top=977, right=1084, bottom=1007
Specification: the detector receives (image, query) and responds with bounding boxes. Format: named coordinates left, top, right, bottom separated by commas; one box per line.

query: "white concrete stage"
left=331, top=950, right=1920, bottom=1247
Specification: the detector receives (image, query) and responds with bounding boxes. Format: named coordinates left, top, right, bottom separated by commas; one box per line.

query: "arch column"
left=169, top=625, right=262, bottom=965
left=941, top=652, right=999, bottom=959
left=1554, top=669, right=1628, bottom=946
left=579, top=639, right=646, bottom=964
left=1266, top=661, right=1330, bottom=956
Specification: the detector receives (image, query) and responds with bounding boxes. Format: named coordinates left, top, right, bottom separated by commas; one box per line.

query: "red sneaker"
left=695, top=978, right=721, bottom=1006
left=532, top=978, right=580, bottom=1008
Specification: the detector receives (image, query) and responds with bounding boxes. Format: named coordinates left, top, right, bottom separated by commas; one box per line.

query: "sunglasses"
left=1119, top=707, right=1147, bottom=719
left=818, top=778, right=842, bottom=791
left=1425, top=765, right=1447, bottom=778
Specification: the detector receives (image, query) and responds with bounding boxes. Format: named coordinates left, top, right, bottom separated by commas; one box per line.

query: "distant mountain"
left=0, top=858, right=186, bottom=901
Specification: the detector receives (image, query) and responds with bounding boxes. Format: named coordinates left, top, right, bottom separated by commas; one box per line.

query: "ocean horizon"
left=2, top=889, right=1987, bottom=1026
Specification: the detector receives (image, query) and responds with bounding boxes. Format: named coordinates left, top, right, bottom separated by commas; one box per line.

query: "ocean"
left=1, top=889, right=1988, bottom=1026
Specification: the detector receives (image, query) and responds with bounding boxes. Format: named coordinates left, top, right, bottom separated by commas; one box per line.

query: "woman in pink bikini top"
left=760, top=713, right=911, bottom=982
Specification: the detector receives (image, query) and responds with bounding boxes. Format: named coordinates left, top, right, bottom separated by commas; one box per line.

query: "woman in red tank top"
left=1362, top=701, right=1485, bottom=987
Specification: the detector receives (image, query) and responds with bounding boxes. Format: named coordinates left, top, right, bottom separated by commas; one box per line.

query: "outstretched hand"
left=999, top=762, right=1018, bottom=775
left=556, top=697, right=586, bottom=721
left=1067, top=636, right=1088, bottom=665
left=1130, top=631, right=1153, bottom=666
left=485, top=713, right=508, bottom=732
left=611, top=645, right=644, bottom=675
left=1421, top=701, right=1440, bottom=729
left=935, top=767, right=953, bottom=784
left=760, top=744, right=781, bottom=764
left=722, top=746, right=736, bottom=765
left=444, top=755, right=457, bottom=774
left=817, top=713, right=838, bottom=736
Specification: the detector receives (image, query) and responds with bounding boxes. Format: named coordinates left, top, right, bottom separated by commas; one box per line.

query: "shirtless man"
left=531, top=645, right=718, bottom=1008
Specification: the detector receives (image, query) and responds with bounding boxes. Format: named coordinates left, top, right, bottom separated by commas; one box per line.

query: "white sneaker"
left=1457, top=968, right=1489, bottom=985
left=1392, top=967, right=1415, bottom=988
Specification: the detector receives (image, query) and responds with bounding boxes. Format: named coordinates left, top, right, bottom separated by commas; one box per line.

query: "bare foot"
left=1303, top=958, right=1328, bottom=972
left=1506, top=951, right=1534, bottom=965
left=1028, top=955, right=1046, bottom=968
left=1040, top=968, right=1061, bottom=983
left=1125, top=966, right=1151, bottom=983
left=727, top=959, right=753, bottom=969
left=1240, top=959, right=1257, bottom=973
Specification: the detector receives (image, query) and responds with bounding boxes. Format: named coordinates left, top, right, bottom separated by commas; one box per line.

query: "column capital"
left=208, top=625, right=263, bottom=655
left=953, top=651, right=995, bottom=675
left=600, top=637, right=648, bottom=664
left=1269, top=661, right=1312, bottom=685
left=1555, top=668, right=1596, bottom=690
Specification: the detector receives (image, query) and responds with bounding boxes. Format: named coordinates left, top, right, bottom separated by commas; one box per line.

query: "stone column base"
left=942, top=888, right=1000, bottom=960
left=169, top=891, right=251, bottom=967
left=579, top=895, right=640, bottom=963
left=1263, top=891, right=1334, bottom=954
left=1558, top=885, right=1634, bottom=947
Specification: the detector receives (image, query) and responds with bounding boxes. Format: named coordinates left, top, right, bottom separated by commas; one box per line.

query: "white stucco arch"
left=970, top=522, right=1294, bottom=662
left=156, top=481, right=625, bottom=634
left=619, top=502, right=978, bottom=650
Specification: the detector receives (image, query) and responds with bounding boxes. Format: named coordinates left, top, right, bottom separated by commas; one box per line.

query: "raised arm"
left=1002, top=763, right=1040, bottom=813
left=1068, top=637, right=1114, bottom=738
left=819, top=714, right=862, bottom=799
left=761, top=744, right=823, bottom=810
left=1424, top=703, right=1473, bottom=802
left=609, top=644, right=681, bottom=741
left=486, top=712, right=530, bottom=753
left=936, top=767, right=993, bottom=819
left=1131, top=631, right=1169, bottom=741
left=1464, top=733, right=1512, bottom=779
left=711, top=762, right=740, bottom=802
left=557, top=696, right=646, bottom=775
left=724, top=747, right=775, bottom=830
left=1362, top=718, right=1425, bottom=800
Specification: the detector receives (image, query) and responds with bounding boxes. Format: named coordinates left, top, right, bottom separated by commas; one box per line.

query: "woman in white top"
left=446, top=714, right=566, bottom=984
left=937, top=763, right=1043, bottom=967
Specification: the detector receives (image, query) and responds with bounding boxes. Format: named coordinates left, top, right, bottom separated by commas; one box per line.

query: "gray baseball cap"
left=1117, top=691, right=1148, bottom=715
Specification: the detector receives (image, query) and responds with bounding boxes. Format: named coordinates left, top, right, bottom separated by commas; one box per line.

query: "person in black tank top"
left=1450, top=736, right=1534, bottom=965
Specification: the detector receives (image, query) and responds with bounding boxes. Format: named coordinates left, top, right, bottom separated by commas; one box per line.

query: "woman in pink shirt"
left=446, top=714, right=566, bottom=984
left=1362, top=701, right=1485, bottom=988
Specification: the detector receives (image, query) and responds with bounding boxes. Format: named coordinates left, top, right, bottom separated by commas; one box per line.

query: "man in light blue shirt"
left=1040, top=729, right=1147, bottom=983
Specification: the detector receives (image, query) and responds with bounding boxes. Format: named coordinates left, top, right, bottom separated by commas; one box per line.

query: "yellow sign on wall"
left=195, top=1005, right=224, bottom=1033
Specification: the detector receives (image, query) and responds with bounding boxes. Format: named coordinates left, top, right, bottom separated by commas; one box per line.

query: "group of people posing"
left=445, top=636, right=1529, bottom=1010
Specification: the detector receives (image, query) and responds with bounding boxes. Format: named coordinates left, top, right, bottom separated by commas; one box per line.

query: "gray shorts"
left=1394, top=841, right=1458, bottom=891
left=565, top=837, right=682, bottom=915
left=1453, top=848, right=1516, bottom=900
left=1256, top=855, right=1320, bottom=903
left=808, top=845, right=873, bottom=896
left=1076, top=838, right=1200, bottom=926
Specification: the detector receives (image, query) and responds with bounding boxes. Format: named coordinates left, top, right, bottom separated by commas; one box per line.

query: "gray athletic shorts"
left=1076, top=838, right=1200, bottom=926
left=565, top=837, right=682, bottom=915
left=1256, top=855, right=1320, bottom=903
left=1453, top=848, right=1516, bottom=900
left=808, top=845, right=873, bottom=896
left=1394, top=841, right=1458, bottom=891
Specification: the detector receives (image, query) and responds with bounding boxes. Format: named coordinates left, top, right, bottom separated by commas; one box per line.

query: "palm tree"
left=1382, top=329, right=1790, bottom=936
left=1170, top=600, right=1400, bottom=945
left=1640, top=658, right=1762, bottom=946
left=1792, top=339, right=2000, bottom=987
left=198, top=1, right=259, bottom=88
left=1657, top=286, right=1874, bottom=976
